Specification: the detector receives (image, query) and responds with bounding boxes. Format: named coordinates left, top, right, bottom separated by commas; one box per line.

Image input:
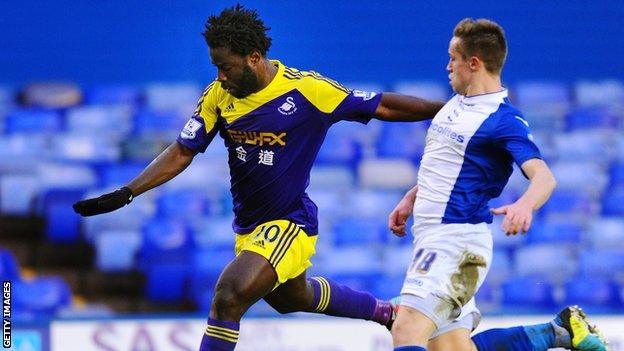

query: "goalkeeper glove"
left=73, top=186, right=134, bottom=216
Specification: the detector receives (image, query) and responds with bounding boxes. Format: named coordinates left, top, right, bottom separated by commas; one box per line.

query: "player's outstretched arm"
left=491, top=159, right=557, bottom=235
left=388, top=186, right=418, bottom=237
left=73, top=141, right=197, bottom=216
left=374, top=93, right=444, bottom=122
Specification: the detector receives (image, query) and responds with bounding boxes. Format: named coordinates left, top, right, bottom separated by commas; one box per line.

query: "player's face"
left=447, top=37, right=471, bottom=95
left=210, top=46, right=261, bottom=98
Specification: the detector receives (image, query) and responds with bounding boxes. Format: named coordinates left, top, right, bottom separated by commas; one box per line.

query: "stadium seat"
left=144, top=262, right=190, bottom=302
left=36, top=163, right=98, bottom=193
left=574, top=80, right=624, bottom=108
left=66, top=105, right=134, bottom=140
left=513, top=81, right=570, bottom=131
left=0, top=134, right=51, bottom=161
left=552, top=130, right=615, bottom=162
left=488, top=250, right=512, bottom=283
left=381, top=245, right=414, bottom=277
left=565, top=108, right=621, bottom=131
left=13, top=277, right=72, bottom=315
left=139, top=219, right=193, bottom=267
left=609, top=161, right=624, bottom=187
left=189, top=217, right=234, bottom=251
left=358, top=158, right=418, bottom=190
left=348, top=189, right=403, bottom=219
left=51, top=134, right=121, bottom=163
left=550, top=161, right=608, bottom=195
left=39, top=189, right=85, bottom=243
left=333, top=217, right=387, bottom=247
left=490, top=217, right=527, bottom=249
left=319, top=247, right=383, bottom=278
left=502, top=276, right=555, bottom=309
left=188, top=247, right=234, bottom=306
left=579, top=249, right=624, bottom=277
left=306, top=189, right=349, bottom=221
left=541, top=190, right=595, bottom=218
left=0, top=249, right=20, bottom=281
left=309, top=166, right=355, bottom=192
left=514, top=244, right=577, bottom=281
left=83, top=85, right=142, bottom=105
left=94, top=230, right=142, bottom=272
left=527, top=220, right=582, bottom=244
left=586, top=217, right=624, bottom=250
left=97, top=162, right=149, bottom=188
left=375, top=122, right=426, bottom=161
left=133, top=109, right=186, bottom=138
left=316, top=132, right=361, bottom=167
left=602, top=187, right=624, bottom=216
left=143, top=83, right=201, bottom=111
left=393, top=81, right=450, bottom=102
left=3, top=109, right=63, bottom=135
left=564, top=276, right=622, bottom=311
left=372, top=274, right=405, bottom=300
left=156, top=189, right=210, bottom=219
left=0, top=174, right=39, bottom=215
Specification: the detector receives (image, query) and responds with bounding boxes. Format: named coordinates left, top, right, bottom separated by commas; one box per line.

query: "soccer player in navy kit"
left=73, top=5, right=446, bottom=351
left=387, top=18, right=607, bottom=351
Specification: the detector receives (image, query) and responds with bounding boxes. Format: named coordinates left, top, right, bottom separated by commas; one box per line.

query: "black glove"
left=73, top=187, right=134, bottom=217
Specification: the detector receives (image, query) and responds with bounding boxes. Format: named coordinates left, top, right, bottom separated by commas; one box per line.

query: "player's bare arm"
left=73, top=141, right=196, bottom=216
left=490, top=158, right=557, bottom=235
left=388, top=185, right=418, bottom=236
left=374, top=93, right=444, bottom=121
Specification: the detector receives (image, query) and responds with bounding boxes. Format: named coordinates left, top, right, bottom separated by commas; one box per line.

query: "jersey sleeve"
left=327, top=89, right=382, bottom=124
left=176, top=82, right=220, bottom=153
left=493, top=114, right=542, bottom=167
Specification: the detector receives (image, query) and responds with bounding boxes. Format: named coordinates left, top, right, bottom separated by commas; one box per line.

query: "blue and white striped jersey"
left=413, top=89, right=542, bottom=226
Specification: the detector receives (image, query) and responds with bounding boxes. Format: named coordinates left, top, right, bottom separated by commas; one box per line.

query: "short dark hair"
left=453, top=18, right=507, bottom=74
left=203, top=4, right=272, bottom=56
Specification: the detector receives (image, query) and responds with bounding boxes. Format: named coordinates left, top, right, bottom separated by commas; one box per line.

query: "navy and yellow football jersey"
left=177, top=60, right=381, bottom=235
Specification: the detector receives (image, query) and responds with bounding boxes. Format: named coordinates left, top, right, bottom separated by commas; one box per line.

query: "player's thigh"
left=213, top=250, right=277, bottom=305
left=263, top=271, right=313, bottom=313
left=235, top=219, right=317, bottom=288
left=428, top=328, right=476, bottom=351
left=392, top=304, right=437, bottom=346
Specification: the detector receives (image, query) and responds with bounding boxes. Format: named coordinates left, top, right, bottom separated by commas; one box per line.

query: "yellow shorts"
left=235, top=219, right=317, bottom=288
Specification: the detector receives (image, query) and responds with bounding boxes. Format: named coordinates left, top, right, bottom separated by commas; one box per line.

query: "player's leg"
left=427, top=328, right=476, bottom=351
left=471, top=306, right=608, bottom=351
left=200, top=250, right=277, bottom=351
left=263, top=270, right=394, bottom=327
left=392, top=304, right=437, bottom=350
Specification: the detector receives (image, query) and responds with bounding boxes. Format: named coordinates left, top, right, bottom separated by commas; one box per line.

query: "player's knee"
left=211, top=282, right=251, bottom=319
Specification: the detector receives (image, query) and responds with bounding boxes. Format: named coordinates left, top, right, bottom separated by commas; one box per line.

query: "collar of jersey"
left=244, top=59, right=285, bottom=98
left=460, top=88, right=508, bottom=103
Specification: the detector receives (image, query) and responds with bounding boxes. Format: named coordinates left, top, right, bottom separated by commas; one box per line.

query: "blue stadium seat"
left=372, top=274, right=405, bottom=300
left=514, top=81, right=570, bottom=108
left=66, top=105, right=133, bottom=139
left=609, top=162, right=624, bottom=187
left=348, top=189, right=403, bottom=219
left=189, top=217, right=235, bottom=251
left=602, top=187, right=624, bottom=216
left=319, top=247, right=383, bottom=279
left=475, top=280, right=499, bottom=306
left=393, top=81, right=450, bottom=102
left=552, top=130, right=614, bottom=162
left=316, top=132, right=361, bottom=167
left=139, top=219, right=193, bottom=267
left=514, top=244, right=577, bottom=281
left=376, top=122, right=426, bottom=161
left=488, top=250, right=512, bottom=283
left=527, top=220, right=582, bottom=244
left=550, top=161, right=608, bottom=195
left=333, top=217, right=387, bottom=247
left=541, top=190, right=594, bottom=217
left=143, top=83, right=201, bottom=111
left=39, top=189, right=85, bottom=243
left=574, top=80, right=624, bottom=108
left=586, top=217, right=624, bottom=250
left=156, top=189, right=210, bottom=219
left=13, top=277, right=72, bottom=315
left=381, top=246, right=414, bottom=277
left=97, top=162, right=148, bottom=188
left=94, top=230, right=142, bottom=272
left=502, top=277, right=555, bottom=309
left=564, top=276, right=622, bottom=311
left=0, top=249, right=20, bottom=281
left=309, top=166, right=355, bottom=192
left=188, top=248, right=234, bottom=306
left=51, top=134, right=121, bottom=163
left=579, top=249, right=624, bottom=277
left=133, top=109, right=186, bottom=137
left=83, top=85, right=142, bottom=105
left=144, top=262, right=190, bottom=302
left=0, top=174, right=39, bottom=215
left=490, top=217, right=527, bottom=249
left=565, top=108, right=620, bottom=131
left=3, top=109, right=63, bottom=135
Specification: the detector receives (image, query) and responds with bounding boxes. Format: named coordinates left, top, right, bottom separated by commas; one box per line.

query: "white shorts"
left=399, top=222, right=493, bottom=331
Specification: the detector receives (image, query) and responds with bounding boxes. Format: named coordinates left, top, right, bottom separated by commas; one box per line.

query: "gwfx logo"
left=228, top=130, right=286, bottom=146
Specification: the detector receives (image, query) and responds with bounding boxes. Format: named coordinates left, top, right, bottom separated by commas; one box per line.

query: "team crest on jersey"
left=278, top=97, right=297, bottom=115
left=353, top=90, right=377, bottom=101
left=180, top=118, right=202, bottom=139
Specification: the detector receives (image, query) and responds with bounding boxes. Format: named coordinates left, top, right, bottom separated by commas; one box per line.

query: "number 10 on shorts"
left=409, top=248, right=437, bottom=274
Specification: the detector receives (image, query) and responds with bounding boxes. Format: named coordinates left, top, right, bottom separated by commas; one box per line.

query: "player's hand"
left=490, top=201, right=533, bottom=235
left=73, top=187, right=134, bottom=217
left=388, top=197, right=414, bottom=237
